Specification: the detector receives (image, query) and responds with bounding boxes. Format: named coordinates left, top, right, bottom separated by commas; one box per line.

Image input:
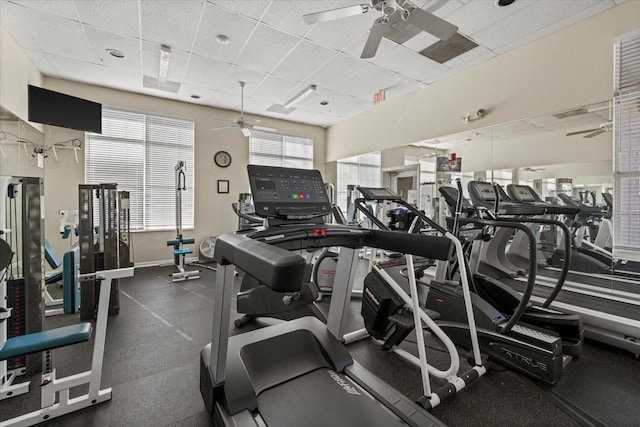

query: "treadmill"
left=471, top=183, right=640, bottom=356
left=200, top=165, right=464, bottom=426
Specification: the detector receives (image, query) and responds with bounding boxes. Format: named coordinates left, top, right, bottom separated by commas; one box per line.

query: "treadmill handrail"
left=249, top=224, right=456, bottom=262
left=213, top=233, right=307, bottom=293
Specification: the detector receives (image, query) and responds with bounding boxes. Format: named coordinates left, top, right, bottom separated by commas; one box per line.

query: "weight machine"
left=166, top=161, right=199, bottom=281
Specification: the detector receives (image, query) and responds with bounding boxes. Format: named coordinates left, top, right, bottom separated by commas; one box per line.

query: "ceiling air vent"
left=419, top=33, right=478, bottom=64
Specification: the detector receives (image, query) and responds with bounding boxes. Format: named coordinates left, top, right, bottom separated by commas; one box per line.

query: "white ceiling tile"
left=369, top=40, right=433, bottom=73
left=403, top=31, right=440, bottom=52
left=400, top=57, right=449, bottom=81
left=304, top=53, right=369, bottom=93
left=75, top=0, right=139, bottom=39
left=12, top=0, right=78, bottom=20
left=96, top=65, right=141, bottom=92
left=23, top=49, right=58, bottom=76
left=215, top=65, right=267, bottom=95
left=305, top=10, right=374, bottom=51
left=181, top=53, right=232, bottom=89
left=243, top=97, right=275, bottom=116
left=249, top=75, right=300, bottom=104
left=271, top=40, right=337, bottom=82
left=261, top=0, right=335, bottom=37
left=45, top=53, right=100, bottom=85
left=140, top=0, right=205, bottom=52
left=446, top=0, right=536, bottom=36
left=234, top=24, right=301, bottom=74
left=208, top=90, right=243, bottom=112
left=178, top=83, right=217, bottom=105
left=0, top=2, right=41, bottom=51
left=207, top=0, right=269, bottom=20
left=192, top=3, right=257, bottom=63
left=1, top=2, right=93, bottom=60
left=85, top=27, right=140, bottom=72
left=429, top=0, right=466, bottom=18
left=473, top=0, right=608, bottom=51
left=493, top=1, right=616, bottom=55
left=336, top=62, right=404, bottom=100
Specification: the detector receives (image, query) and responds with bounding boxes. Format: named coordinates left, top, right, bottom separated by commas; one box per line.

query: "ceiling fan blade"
left=211, top=126, right=237, bottom=131
left=565, top=128, right=599, bottom=136
left=361, top=20, right=390, bottom=59
left=303, top=4, right=368, bottom=24
left=240, top=127, right=252, bottom=137
left=584, top=129, right=606, bottom=138
left=405, top=7, right=457, bottom=41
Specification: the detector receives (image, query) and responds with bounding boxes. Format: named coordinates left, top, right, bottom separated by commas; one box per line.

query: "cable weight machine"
left=166, top=161, right=199, bottom=281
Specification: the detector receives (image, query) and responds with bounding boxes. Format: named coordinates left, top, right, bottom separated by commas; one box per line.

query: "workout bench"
left=0, top=267, right=134, bottom=426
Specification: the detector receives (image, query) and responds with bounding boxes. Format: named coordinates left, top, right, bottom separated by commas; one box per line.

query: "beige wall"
left=0, top=27, right=43, bottom=131
left=326, top=1, right=640, bottom=162
left=38, top=78, right=327, bottom=264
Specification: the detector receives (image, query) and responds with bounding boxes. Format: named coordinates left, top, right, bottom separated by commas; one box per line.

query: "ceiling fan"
left=303, top=0, right=458, bottom=59
left=565, top=101, right=612, bottom=138
left=211, top=81, right=276, bottom=137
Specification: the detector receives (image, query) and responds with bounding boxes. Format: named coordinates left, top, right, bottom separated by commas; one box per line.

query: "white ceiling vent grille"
left=613, top=29, right=640, bottom=262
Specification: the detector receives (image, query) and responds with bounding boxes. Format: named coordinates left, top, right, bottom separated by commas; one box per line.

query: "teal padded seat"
left=173, top=248, right=193, bottom=256
left=0, top=323, right=92, bottom=361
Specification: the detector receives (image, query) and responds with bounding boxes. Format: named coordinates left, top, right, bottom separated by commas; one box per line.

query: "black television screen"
left=28, top=85, right=102, bottom=133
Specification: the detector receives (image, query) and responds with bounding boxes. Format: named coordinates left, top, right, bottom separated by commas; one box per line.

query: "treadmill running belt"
left=258, top=368, right=406, bottom=427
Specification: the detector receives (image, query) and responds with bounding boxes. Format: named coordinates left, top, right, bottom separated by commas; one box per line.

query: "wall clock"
left=214, top=151, right=232, bottom=168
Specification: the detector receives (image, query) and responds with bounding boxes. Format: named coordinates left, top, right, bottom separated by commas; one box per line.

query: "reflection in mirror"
left=0, top=105, right=45, bottom=177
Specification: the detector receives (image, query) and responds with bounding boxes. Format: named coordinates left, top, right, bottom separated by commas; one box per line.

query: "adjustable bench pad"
left=0, top=322, right=92, bottom=361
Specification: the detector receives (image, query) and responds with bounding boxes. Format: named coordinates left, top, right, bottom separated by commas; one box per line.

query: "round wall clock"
left=214, top=150, right=232, bottom=168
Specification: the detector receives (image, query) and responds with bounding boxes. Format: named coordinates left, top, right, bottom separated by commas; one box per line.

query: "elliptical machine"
left=355, top=185, right=577, bottom=384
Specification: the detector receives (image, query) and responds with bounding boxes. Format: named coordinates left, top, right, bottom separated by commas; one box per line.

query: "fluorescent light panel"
left=159, top=45, right=171, bottom=84
left=284, top=84, right=317, bottom=109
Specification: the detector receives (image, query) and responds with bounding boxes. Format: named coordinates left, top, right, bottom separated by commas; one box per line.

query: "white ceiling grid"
left=0, top=0, right=621, bottom=127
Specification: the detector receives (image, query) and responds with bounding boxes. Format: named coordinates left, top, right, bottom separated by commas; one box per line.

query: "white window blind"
left=85, top=107, right=194, bottom=231
left=613, top=29, right=640, bottom=261
left=249, top=130, right=313, bottom=169
left=337, top=152, right=381, bottom=212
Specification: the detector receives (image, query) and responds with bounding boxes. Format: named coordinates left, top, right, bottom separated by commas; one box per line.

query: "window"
left=337, top=152, right=381, bottom=212
left=613, top=29, right=640, bottom=261
left=249, top=130, right=313, bottom=169
left=85, top=107, right=194, bottom=231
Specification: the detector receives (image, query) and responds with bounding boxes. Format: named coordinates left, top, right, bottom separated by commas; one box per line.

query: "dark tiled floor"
left=2, top=264, right=639, bottom=426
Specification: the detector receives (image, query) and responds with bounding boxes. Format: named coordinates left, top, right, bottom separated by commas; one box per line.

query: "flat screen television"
left=28, top=85, right=102, bottom=133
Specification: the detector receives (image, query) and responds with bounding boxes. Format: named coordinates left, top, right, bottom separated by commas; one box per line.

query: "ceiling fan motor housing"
left=381, top=0, right=399, bottom=15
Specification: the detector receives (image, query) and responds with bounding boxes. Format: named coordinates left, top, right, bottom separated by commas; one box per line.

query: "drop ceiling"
left=0, top=0, right=624, bottom=128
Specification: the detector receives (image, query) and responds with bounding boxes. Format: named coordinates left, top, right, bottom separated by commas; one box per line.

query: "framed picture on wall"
left=217, top=180, right=229, bottom=194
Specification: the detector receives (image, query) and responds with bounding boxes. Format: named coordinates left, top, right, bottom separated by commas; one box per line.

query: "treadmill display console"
left=357, top=187, right=400, bottom=201
left=474, top=182, right=497, bottom=201
left=248, top=165, right=331, bottom=219
left=510, top=185, right=536, bottom=202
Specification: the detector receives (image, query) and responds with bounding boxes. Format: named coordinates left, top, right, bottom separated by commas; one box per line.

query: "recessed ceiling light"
left=216, top=34, right=230, bottom=45
left=495, top=0, right=516, bottom=6
left=320, top=100, right=329, bottom=106
left=106, top=48, right=125, bottom=59
left=190, top=94, right=201, bottom=99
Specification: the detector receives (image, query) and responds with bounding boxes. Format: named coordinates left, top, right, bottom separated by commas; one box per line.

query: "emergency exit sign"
left=373, top=89, right=385, bottom=104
